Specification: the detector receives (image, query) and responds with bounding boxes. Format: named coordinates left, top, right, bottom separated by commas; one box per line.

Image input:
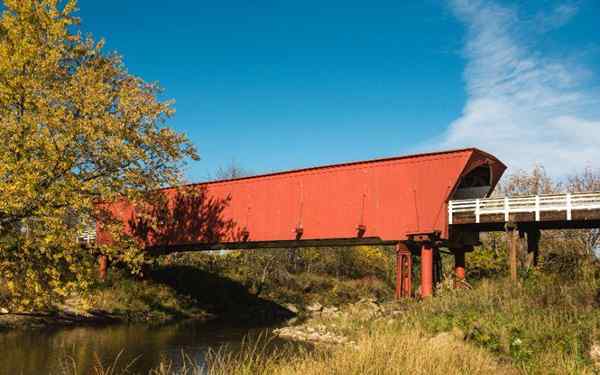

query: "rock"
left=308, top=333, right=321, bottom=341
left=284, top=303, right=299, bottom=314
left=590, top=343, right=600, bottom=367
left=358, top=297, right=377, bottom=304
left=274, top=322, right=351, bottom=346
left=322, top=306, right=340, bottom=316
left=306, top=302, right=323, bottom=312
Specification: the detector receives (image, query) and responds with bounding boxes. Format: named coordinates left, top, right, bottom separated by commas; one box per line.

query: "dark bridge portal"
left=98, top=148, right=507, bottom=298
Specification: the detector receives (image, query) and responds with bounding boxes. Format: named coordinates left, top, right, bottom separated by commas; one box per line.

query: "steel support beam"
left=421, top=243, right=434, bottom=298
left=395, top=244, right=413, bottom=299
left=146, top=237, right=399, bottom=254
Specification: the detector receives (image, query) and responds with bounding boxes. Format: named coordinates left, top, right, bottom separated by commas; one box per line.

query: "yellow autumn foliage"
left=0, top=0, right=197, bottom=309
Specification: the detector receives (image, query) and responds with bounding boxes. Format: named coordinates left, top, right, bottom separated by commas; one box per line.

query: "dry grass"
left=189, top=266, right=600, bottom=375
left=186, top=326, right=515, bottom=375
left=59, top=259, right=600, bottom=375
left=272, top=329, right=515, bottom=375
left=398, top=271, right=600, bottom=374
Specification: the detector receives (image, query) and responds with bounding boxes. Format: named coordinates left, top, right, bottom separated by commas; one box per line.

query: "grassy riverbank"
left=0, top=271, right=210, bottom=331
left=0, top=247, right=395, bottom=330
left=7, top=246, right=600, bottom=374
left=148, top=259, right=600, bottom=375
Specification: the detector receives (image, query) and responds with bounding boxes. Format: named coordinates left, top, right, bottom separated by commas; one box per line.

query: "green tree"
left=0, top=0, right=197, bottom=308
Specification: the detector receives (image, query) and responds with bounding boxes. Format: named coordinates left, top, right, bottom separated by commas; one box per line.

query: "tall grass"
left=263, top=328, right=516, bottom=375
left=396, top=266, right=600, bottom=374
left=57, top=350, right=141, bottom=375
left=195, top=264, right=600, bottom=374
left=60, top=259, right=600, bottom=374
left=147, top=326, right=514, bottom=375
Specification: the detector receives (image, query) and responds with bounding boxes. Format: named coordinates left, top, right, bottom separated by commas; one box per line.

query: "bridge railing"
left=79, top=228, right=97, bottom=244
left=448, top=192, right=600, bottom=224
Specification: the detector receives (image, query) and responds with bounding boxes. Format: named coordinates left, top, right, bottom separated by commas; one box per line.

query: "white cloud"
left=535, top=4, right=578, bottom=32
left=443, top=0, right=600, bottom=175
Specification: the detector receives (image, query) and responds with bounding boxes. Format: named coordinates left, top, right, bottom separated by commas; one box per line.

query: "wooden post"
left=526, top=229, right=541, bottom=268
left=518, top=230, right=527, bottom=269
left=506, top=226, right=518, bottom=284
left=433, top=248, right=443, bottom=287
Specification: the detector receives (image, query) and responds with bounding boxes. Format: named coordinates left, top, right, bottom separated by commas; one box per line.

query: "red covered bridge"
left=98, top=148, right=508, bottom=298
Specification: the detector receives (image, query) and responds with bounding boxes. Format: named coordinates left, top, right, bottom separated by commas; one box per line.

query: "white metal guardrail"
left=79, top=228, right=96, bottom=243
left=448, top=192, right=600, bottom=224
left=78, top=221, right=97, bottom=244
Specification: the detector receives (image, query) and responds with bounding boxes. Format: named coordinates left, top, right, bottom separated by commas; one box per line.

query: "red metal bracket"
left=407, top=230, right=441, bottom=244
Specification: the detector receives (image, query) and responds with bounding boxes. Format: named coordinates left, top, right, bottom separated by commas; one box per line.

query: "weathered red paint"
left=420, top=243, right=434, bottom=298
left=98, top=255, right=108, bottom=281
left=98, top=148, right=506, bottom=248
left=97, top=148, right=506, bottom=298
left=395, top=243, right=413, bottom=298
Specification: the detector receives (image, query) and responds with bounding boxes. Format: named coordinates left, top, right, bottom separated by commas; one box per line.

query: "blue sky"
left=74, top=0, right=599, bottom=180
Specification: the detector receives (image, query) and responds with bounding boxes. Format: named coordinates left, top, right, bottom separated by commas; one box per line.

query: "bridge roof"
left=176, top=147, right=506, bottom=188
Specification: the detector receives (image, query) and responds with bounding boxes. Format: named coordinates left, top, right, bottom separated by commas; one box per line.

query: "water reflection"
left=0, top=320, right=282, bottom=374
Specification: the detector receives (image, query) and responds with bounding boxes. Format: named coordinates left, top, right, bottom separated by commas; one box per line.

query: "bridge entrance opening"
left=452, top=164, right=493, bottom=200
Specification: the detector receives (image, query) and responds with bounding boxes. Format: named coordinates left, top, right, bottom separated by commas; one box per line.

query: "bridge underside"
left=452, top=219, right=600, bottom=233
left=144, top=236, right=416, bottom=300
left=143, top=210, right=600, bottom=301
left=145, top=236, right=400, bottom=254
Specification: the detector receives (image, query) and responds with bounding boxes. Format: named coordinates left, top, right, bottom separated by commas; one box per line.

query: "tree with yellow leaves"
left=0, top=0, right=198, bottom=309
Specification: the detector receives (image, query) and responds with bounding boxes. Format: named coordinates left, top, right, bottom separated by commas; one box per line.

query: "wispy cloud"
left=534, top=3, right=578, bottom=32
left=443, top=0, right=600, bottom=175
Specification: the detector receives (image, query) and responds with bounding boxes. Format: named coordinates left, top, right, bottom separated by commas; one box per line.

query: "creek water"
left=0, top=320, right=288, bottom=374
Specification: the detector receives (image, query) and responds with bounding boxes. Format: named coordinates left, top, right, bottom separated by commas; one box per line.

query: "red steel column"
left=403, top=251, right=412, bottom=297
left=455, top=250, right=466, bottom=282
left=421, top=243, right=434, bottom=298
left=98, top=255, right=108, bottom=281
left=395, top=244, right=413, bottom=299
left=395, top=249, right=402, bottom=299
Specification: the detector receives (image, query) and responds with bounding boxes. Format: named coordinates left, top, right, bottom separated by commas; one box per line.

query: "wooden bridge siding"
left=160, top=151, right=471, bottom=242
left=100, top=149, right=507, bottom=248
